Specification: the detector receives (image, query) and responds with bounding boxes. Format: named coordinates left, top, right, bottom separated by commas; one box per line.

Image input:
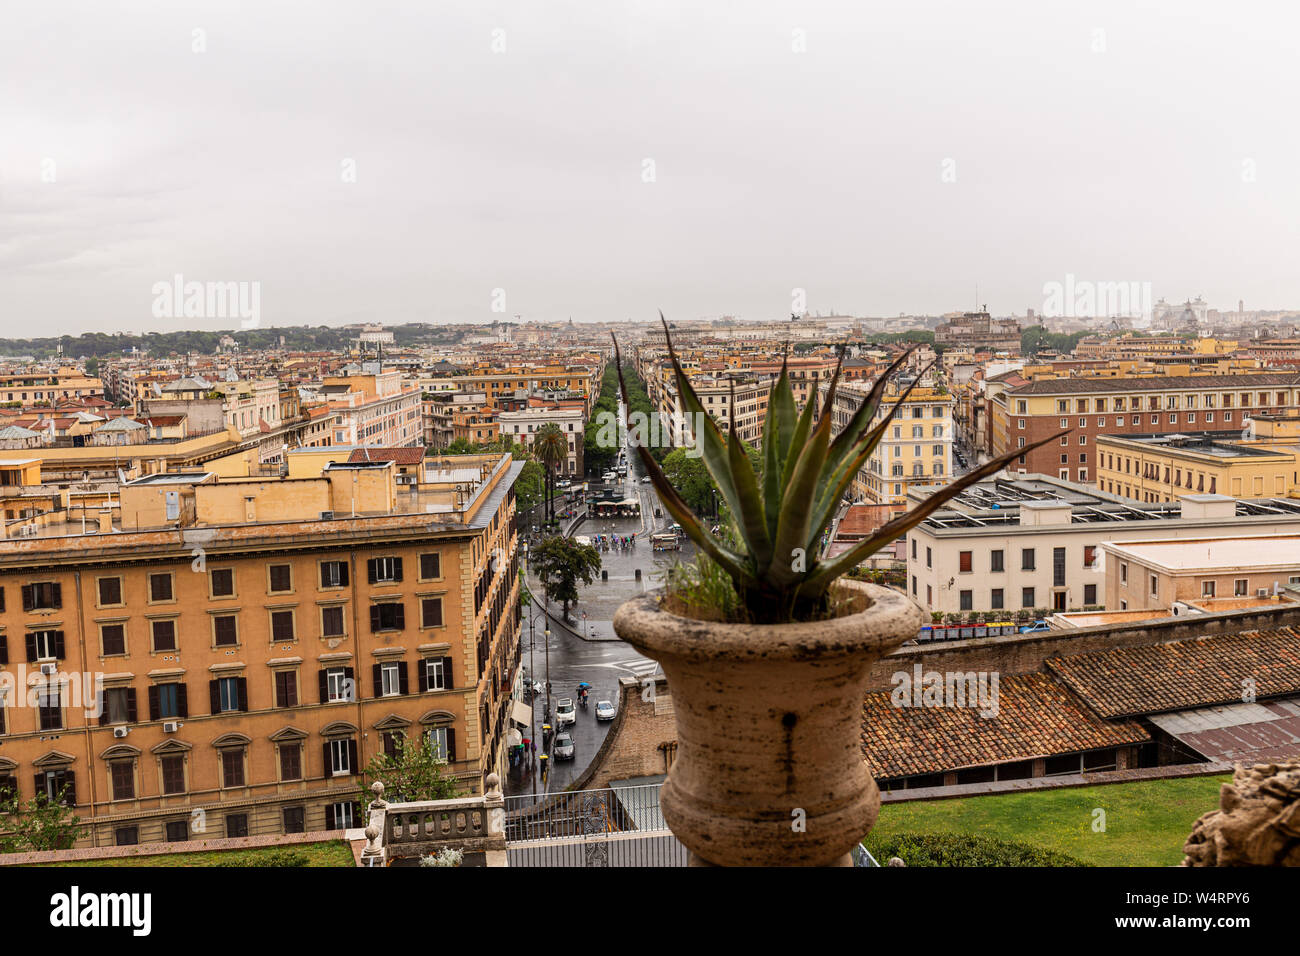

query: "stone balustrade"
left=360, top=774, right=507, bottom=866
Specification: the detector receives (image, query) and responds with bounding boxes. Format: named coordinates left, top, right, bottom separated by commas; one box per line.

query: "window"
left=274, top=670, right=298, bottom=708
left=1150, top=575, right=1159, bottom=598
left=426, top=726, right=453, bottom=761
left=1235, top=579, right=1249, bottom=597
left=368, top=557, right=403, bottom=584
left=268, top=564, right=292, bottom=593
left=959, top=590, right=973, bottom=611
left=115, top=826, right=139, bottom=846
left=1201, top=580, right=1216, bottom=598
left=324, top=667, right=355, bottom=703
left=419, top=552, right=442, bottom=580
left=97, top=577, right=123, bottom=606
left=150, top=682, right=185, bottom=720
left=1120, top=562, right=1128, bottom=585
left=320, top=561, right=349, bottom=588
left=152, top=619, right=177, bottom=651
left=926, top=547, right=932, bottom=569
left=1021, top=587, right=1035, bottom=609
left=27, top=629, right=64, bottom=661
left=161, top=755, right=186, bottom=794
left=1021, top=548, right=1035, bottom=571
left=149, top=573, right=173, bottom=602
left=38, top=685, right=63, bottom=730
left=420, top=657, right=451, bottom=692
left=421, top=597, right=444, bottom=628
left=213, top=615, right=238, bottom=647
left=22, top=582, right=62, bottom=611
left=990, top=550, right=1004, bottom=572
left=327, top=802, right=357, bottom=829
left=1083, top=584, right=1097, bottom=605
left=270, top=610, right=295, bottom=642
left=1083, top=545, right=1097, bottom=569
left=991, top=588, right=1004, bottom=610
left=37, top=769, right=75, bottom=804
left=379, top=661, right=405, bottom=697
left=321, top=605, right=346, bottom=638
left=101, top=623, right=126, bottom=656
left=328, top=738, right=356, bottom=776
left=103, top=686, right=136, bottom=724
left=210, top=568, right=235, bottom=597
left=283, top=806, right=306, bottom=833
left=221, top=749, right=246, bottom=788
left=110, top=761, right=134, bottom=801
left=214, top=676, right=245, bottom=713
left=165, top=820, right=190, bottom=842
left=1052, top=548, right=1066, bottom=588
left=226, top=814, right=249, bottom=838
left=959, top=551, right=972, bottom=573
left=370, top=602, right=405, bottom=632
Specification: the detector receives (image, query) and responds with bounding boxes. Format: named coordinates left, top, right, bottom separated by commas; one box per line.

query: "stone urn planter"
left=613, top=578, right=925, bottom=867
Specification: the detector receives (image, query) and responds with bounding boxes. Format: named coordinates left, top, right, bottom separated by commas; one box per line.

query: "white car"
left=555, top=698, right=576, bottom=727
left=602, top=472, right=617, bottom=482
left=641, top=475, right=652, bottom=483
left=595, top=699, right=616, bottom=721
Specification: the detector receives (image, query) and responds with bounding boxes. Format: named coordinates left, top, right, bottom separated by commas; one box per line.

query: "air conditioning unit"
left=112, top=726, right=129, bottom=739
left=320, top=510, right=335, bottom=520
left=39, top=662, right=57, bottom=677
left=1258, top=588, right=1269, bottom=598
left=162, top=721, right=180, bottom=733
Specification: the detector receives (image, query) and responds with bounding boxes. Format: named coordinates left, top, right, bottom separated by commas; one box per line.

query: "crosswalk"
left=578, top=657, right=662, bottom=679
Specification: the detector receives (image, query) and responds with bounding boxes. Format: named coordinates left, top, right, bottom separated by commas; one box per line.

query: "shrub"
left=230, top=849, right=309, bottom=867
left=863, top=830, right=1086, bottom=867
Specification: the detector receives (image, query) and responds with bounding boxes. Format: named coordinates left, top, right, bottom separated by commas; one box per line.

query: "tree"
left=532, top=423, right=568, bottom=526
left=662, top=448, right=714, bottom=513
left=531, top=535, right=602, bottom=621
left=357, top=736, right=463, bottom=805
left=0, top=787, right=83, bottom=852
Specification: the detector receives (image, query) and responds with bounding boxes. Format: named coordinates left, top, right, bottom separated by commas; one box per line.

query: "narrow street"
left=507, top=406, right=698, bottom=799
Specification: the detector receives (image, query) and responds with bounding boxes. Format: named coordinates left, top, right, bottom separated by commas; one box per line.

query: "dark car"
left=553, top=733, right=575, bottom=760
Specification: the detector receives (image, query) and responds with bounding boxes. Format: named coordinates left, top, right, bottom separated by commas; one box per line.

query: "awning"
left=506, top=729, right=522, bottom=747
left=511, top=700, right=533, bottom=728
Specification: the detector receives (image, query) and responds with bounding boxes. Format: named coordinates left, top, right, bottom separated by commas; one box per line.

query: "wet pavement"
left=507, top=425, right=699, bottom=799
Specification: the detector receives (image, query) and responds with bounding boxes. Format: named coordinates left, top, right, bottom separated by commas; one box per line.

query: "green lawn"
left=870, top=774, right=1230, bottom=866
left=38, top=841, right=355, bottom=868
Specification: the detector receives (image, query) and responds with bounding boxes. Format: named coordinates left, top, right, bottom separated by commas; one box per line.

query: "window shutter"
left=344, top=666, right=354, bottom=687
left=148, top=685, right=160, bottom=721
left=398, top=662, right=408, bottom=696
left=339, top=562, right=349, bottom=587
left=24, top=633, right=36, bottom=663
left=392, top=558, right=403, bottom=582
left=366, top=559, right=377, bottom=584
left=324, top=802, right=335, bottom=830
left=318, top=670, right=329, bottom=703
left=52, top=631, right=65, bottom=659
left=126, top=688, right=138, bottom=723
left=237, top=677, right=249, bottom=712
left=369, top=605, right=381, bottom=632
left=417, top=661, right=428, bottom=693
left=442, top=656, right=454, bottom=690
left=208, top=680, right=220, bottom=715
left=98, top=690, right=109, bottom=726
left=21, top=585, right=33, bottom=612
left=347, top=738, right=358, bottom=773
left=33, top=773, right=43, bottom=800
left=323, top=742, right=333, bottom=776
left=0, top=635, right=6, bottom=666
left=372, top=664, right=382, bottom=698
left=445, top=728, right=456, bottom=762
left=393, top=602, right=405, bottom=629
left=177, top=684, right=189, bottom=718
left=63, top=772, right=76, bottom=806
left=51, top=583, right=61, bottom=608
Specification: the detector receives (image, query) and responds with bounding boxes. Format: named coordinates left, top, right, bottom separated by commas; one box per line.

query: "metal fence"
left=504, top=783, right=690, bottom=867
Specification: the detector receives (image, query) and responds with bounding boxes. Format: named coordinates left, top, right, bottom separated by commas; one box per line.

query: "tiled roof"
left=347, top=447, right=426, bottom=466
left=1045, top=627, right=1300, bottom=719
left=860, top=671, right=1149, bottom=778
left=1009, top=372, right=1300, bottom=395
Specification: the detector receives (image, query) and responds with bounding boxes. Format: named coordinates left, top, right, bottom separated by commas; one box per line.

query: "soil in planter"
left=660, top=557, right=871, bottom=626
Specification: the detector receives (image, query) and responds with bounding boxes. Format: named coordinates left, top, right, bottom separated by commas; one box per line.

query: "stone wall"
left=574, top=675, right=676, bottom=791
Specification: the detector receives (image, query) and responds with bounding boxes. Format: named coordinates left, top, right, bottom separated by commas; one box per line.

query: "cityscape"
left=0, top=0, right=1290, bottom=938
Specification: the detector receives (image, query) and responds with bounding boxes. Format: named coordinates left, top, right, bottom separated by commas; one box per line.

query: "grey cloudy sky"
left=2, top=1, right=1298, bottom=335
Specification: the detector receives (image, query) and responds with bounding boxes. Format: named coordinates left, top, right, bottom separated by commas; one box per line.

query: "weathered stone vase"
left=612, top=579, right=924, bottom=866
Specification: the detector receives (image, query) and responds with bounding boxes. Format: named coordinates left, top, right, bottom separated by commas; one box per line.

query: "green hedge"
left=864, top=830, right=1086, bottom=867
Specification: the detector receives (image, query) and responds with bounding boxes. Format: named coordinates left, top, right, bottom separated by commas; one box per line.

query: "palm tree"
left=532, top=423, right=568, bottom=527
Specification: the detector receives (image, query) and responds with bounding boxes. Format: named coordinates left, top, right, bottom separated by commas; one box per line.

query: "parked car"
left=595, top=699, right=616, bottom=721
left=641, top=475, right=652, bottom=483
left=553, top=733, right=575, bottom=760
left=602, top=472, right=617, bottom=482
left=1019, top=621, right=1051, bottom=634
left=555, top=698, right=576, bottom=727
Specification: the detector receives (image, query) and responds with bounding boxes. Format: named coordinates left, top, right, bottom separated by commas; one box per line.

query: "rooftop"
left=1102, top=534, right=1300, bottom=573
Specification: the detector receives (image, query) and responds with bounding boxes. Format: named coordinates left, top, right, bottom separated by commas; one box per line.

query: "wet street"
left=507, top=420, right=698, bottom=799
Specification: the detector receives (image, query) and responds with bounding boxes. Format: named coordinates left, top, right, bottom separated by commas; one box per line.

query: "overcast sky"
left=2, top=1, right=1298, bottom=335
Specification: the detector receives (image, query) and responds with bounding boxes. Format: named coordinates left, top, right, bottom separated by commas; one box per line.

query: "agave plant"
left=614, top=317, right=1063, bottom=624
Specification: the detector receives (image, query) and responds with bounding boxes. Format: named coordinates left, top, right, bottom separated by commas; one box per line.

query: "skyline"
left=5, top=2, right=1300, bottom=335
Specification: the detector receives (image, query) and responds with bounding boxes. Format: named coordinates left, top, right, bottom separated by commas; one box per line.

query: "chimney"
left=1179, top=494, right=1236, bottom=521
left=1018, top=501, right=1073, bottom=526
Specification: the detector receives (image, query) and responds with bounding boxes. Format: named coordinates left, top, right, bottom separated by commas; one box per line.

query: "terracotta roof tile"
left=1045, top=627, right=1300, bottom=719
left=861, top=671, right=1148, bottom=778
